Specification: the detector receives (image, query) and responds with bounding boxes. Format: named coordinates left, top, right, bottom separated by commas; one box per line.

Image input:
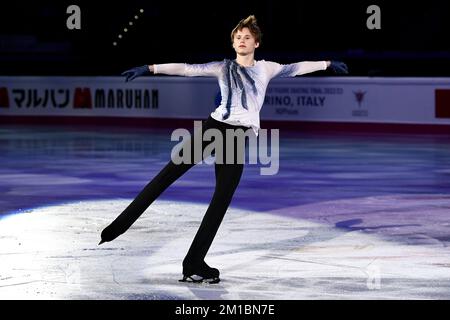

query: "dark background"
left=1, top=0, right=449, bottom=76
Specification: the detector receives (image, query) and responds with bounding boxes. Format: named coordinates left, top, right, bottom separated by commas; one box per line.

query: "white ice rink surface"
left=1, top=197, right=450, bottom=300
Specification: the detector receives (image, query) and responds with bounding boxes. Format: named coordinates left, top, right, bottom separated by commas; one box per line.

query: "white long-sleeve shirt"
left=154, top=59, right=327, bottom=136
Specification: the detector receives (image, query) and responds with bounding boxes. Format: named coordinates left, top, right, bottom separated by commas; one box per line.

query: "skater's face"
left=232, top=27, right=259, bottom=55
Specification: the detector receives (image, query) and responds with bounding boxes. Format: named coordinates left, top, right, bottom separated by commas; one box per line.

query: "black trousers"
left=118, top=116, right=248, bottom=267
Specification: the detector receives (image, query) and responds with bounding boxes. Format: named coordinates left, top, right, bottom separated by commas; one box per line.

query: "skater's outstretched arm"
left=266, top=60, right=348, bottom=79
left=121, top=61, right=223, bottom=82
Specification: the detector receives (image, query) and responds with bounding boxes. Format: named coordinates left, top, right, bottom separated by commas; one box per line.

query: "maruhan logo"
left=170, top=121, right=279, bottom=176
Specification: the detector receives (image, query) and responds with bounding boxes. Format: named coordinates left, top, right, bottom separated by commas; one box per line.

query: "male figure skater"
left=100, top=15, right=348, bottom=284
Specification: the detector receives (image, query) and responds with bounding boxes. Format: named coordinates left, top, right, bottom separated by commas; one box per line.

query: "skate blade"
left=179, top=275, right=220, bottom=284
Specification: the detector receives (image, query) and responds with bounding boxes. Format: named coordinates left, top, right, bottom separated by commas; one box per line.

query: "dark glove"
left=121, top=65, right=151, bottom=82
left=329, top=61, right=349, bottom=74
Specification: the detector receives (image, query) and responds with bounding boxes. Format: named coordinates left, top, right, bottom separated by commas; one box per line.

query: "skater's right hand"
left=121, top=65, right=151, bottom=82
left=328, top=61, right=349, bottom=74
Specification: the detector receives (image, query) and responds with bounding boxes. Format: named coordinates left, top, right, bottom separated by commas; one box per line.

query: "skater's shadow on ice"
left=210, top=223, right=348, bottom=274
left=183, top=282, right=229, bottom=300
left=211, top=216, right=416, bottom=275
left=335, top=218, right=420, bottom=232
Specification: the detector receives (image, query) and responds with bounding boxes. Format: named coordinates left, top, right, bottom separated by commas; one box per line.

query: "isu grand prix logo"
left=352, top=90, right=369, bottom=117
left=353, top=90, right=366, bottom=107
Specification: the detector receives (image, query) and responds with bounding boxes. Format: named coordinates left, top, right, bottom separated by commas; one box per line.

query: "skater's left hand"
left=121, top=65, right=151, bottom=82
left=328, top=61, right=349, bottom=74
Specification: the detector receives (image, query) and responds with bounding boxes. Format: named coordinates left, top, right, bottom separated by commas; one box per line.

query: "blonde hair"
left=230, top=15, right=262, bottom=45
